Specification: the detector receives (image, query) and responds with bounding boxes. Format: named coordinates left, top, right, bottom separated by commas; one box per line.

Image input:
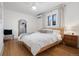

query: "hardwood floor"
left=3, top=40, right=79, bottom=56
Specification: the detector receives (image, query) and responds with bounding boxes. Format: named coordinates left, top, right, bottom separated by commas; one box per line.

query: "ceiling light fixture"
left=32, top=6, right=36, bottom=10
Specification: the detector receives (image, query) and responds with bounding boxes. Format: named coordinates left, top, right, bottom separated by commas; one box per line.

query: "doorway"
left=18, top=19, right=27, bottom=36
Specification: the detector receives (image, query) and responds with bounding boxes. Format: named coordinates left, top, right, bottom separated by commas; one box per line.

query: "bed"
left=18, top=28, right=64, bottom=55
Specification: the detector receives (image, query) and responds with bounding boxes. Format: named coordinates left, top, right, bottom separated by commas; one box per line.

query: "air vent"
left=37, top=14, right=42, bottom=18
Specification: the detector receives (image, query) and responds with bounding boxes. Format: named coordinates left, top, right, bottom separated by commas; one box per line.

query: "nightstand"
left=63, top=34, right=79, bottom=48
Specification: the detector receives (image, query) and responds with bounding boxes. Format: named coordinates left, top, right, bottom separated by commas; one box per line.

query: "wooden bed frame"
left=18, top=27, right=64, bottom=55
left=19, top=40, right=62, bottom=55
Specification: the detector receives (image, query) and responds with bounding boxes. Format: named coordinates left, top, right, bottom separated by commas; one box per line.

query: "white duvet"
left=18, top=32, right=62, bottom=55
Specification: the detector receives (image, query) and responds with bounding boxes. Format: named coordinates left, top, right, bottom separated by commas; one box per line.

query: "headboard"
left=45, top=27, right=64, bottom=38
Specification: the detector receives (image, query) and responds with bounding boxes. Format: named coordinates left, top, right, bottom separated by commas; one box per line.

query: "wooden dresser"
left=63, top=34, right=79, bottom=48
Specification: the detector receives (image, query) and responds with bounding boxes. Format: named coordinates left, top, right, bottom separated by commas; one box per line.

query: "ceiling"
left=4, top=2, right=64, bottom=16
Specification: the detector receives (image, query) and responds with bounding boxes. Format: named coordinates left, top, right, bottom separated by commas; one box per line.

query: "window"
left=48, top=16, right=52, bottom=26
left=52, top=14, right=56, bottom=25
left=48, top=14, right=56, bottom=26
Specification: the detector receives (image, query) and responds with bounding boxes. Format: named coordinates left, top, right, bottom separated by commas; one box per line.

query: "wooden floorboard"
left=3, top=40, right=79, bottom=56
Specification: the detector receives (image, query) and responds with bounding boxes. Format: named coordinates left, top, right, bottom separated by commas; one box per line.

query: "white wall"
left=0, top=8, right=2, bottom=19
left=36, top=17, right=44, bottom=30
left=0, top=3, right=4, bottom=55
left=4, top=9, right=40, bottom=38
left=64, top=3, right=79, bottom=35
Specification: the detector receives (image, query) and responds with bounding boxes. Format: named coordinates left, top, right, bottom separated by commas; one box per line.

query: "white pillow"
left=18, top=33, right=26, bottom=40
left=53, top=30, right=60, bottom=34
left=53, top=30, right=62, bottom=40
left=39, top=29, right=53, bottom=33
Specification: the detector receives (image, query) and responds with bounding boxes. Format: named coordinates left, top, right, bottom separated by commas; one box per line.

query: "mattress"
left=18, top=31, right=62, bottom=55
